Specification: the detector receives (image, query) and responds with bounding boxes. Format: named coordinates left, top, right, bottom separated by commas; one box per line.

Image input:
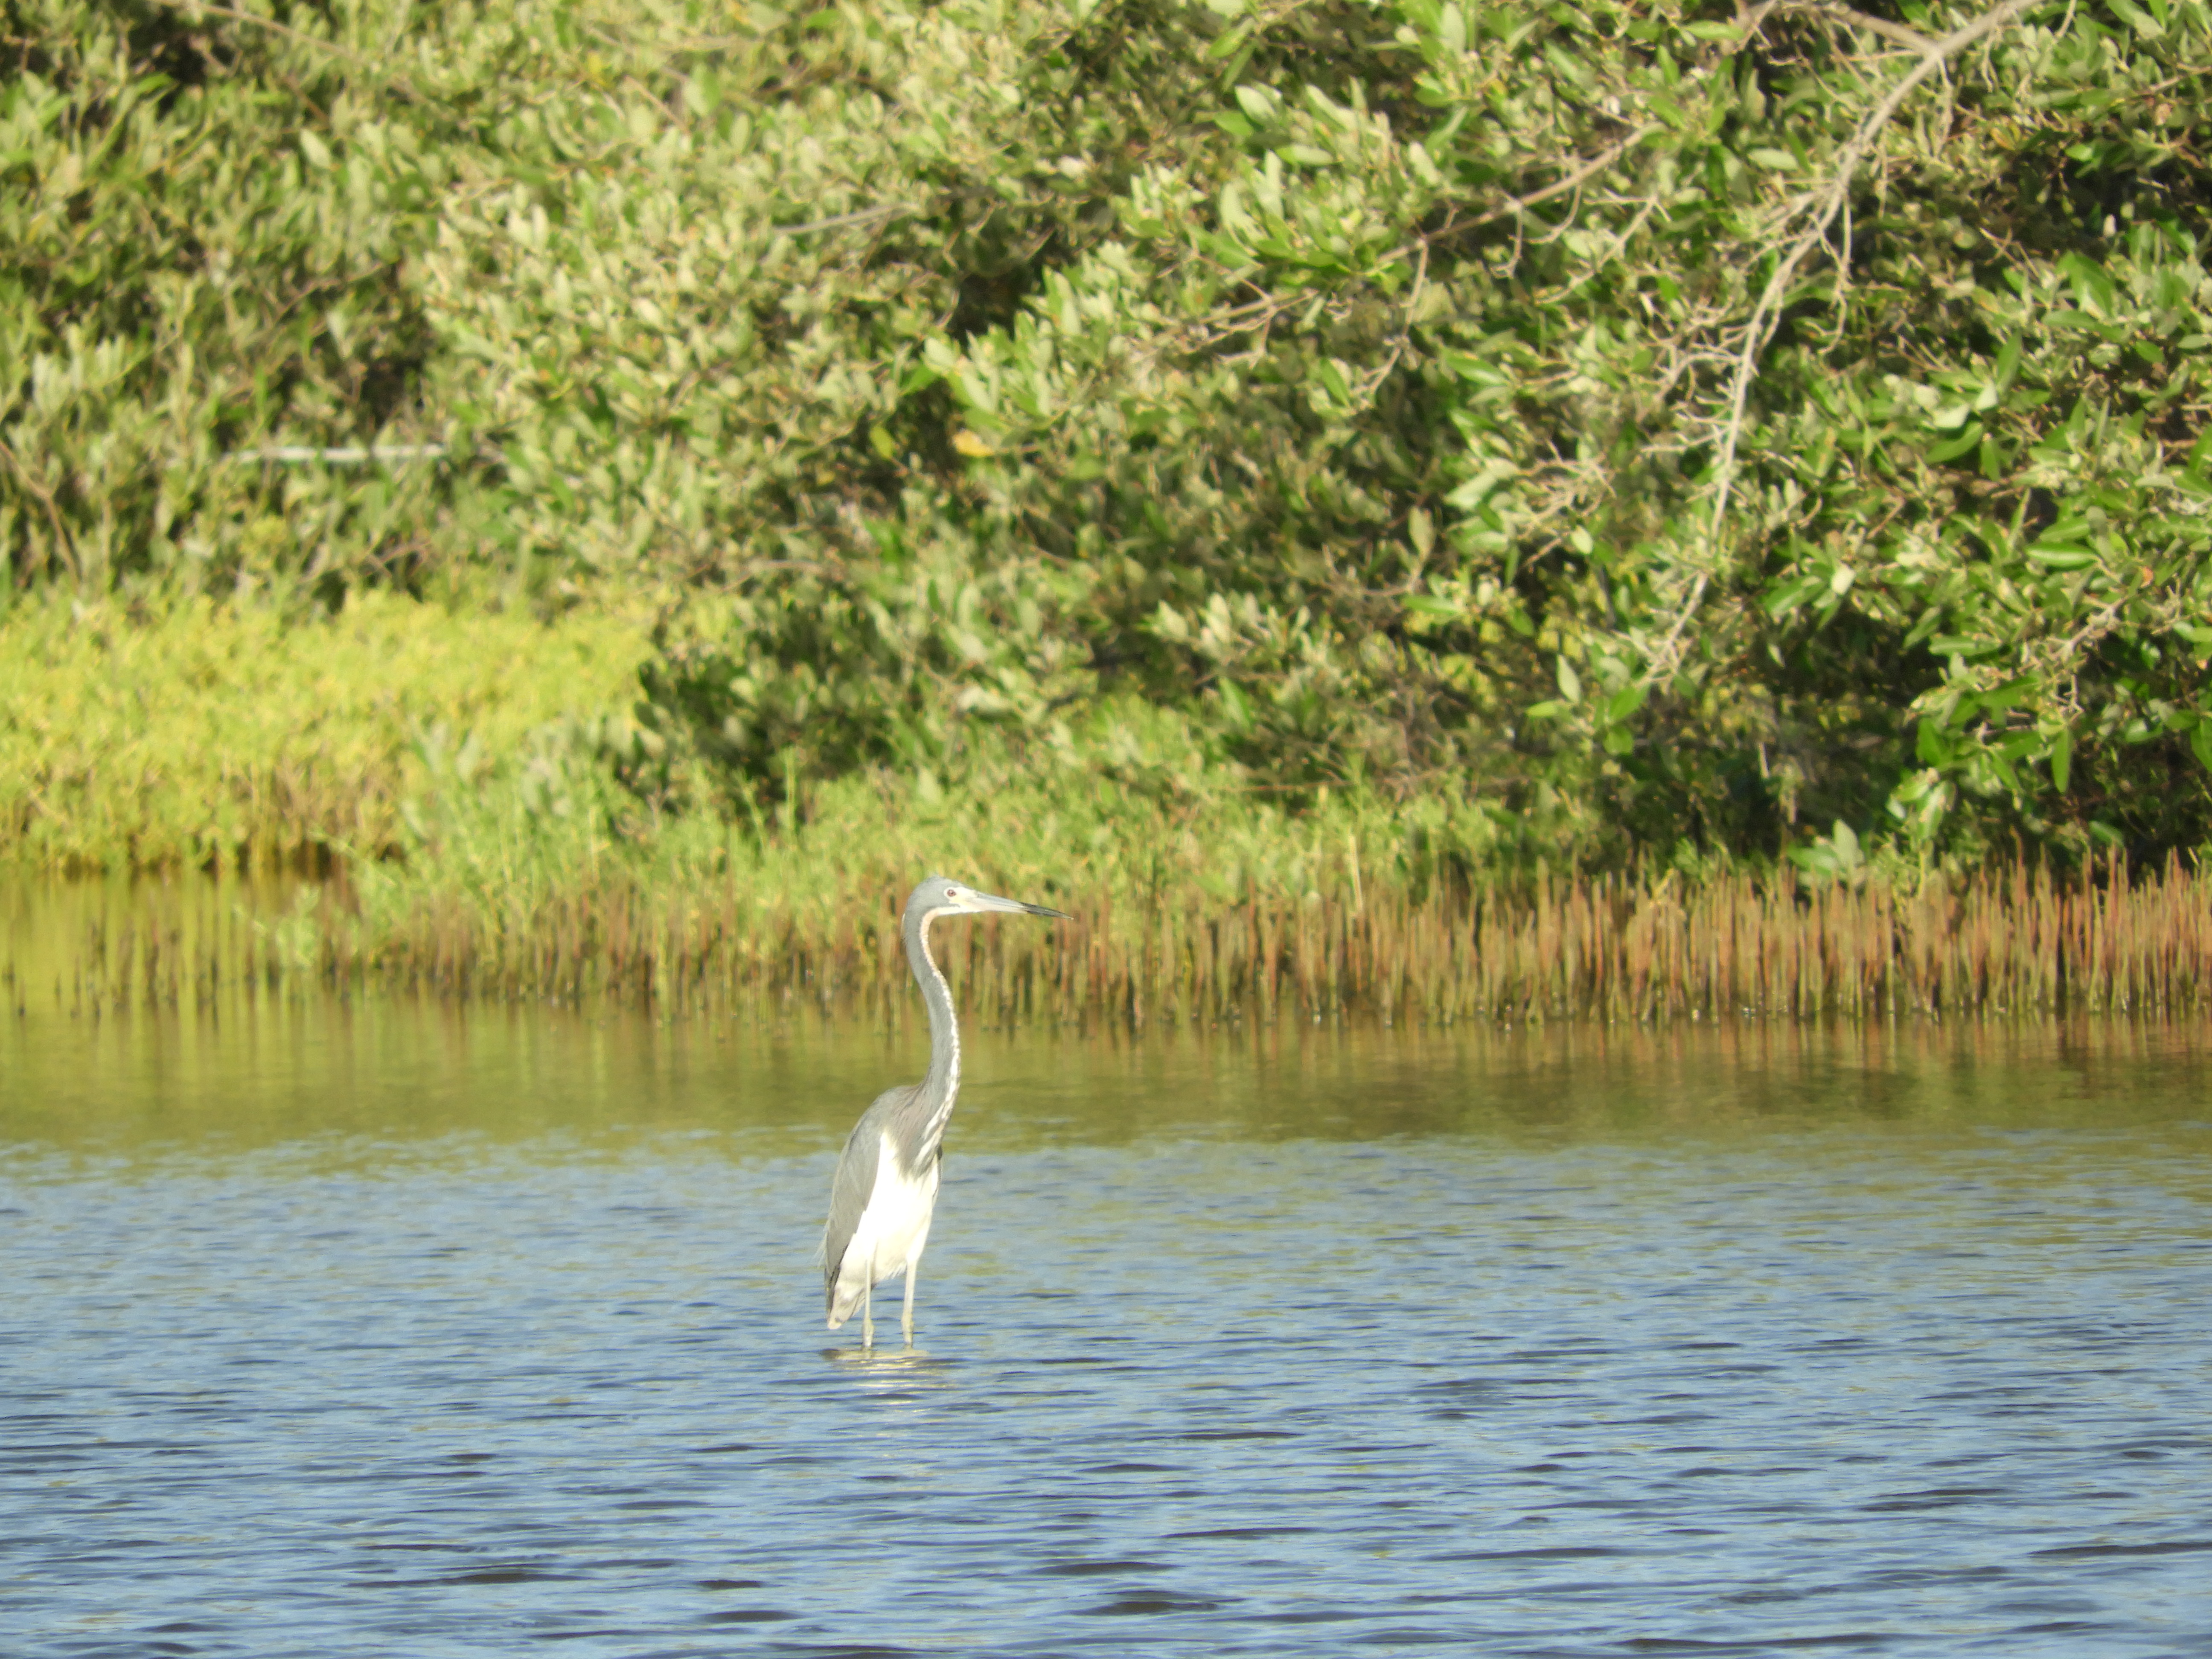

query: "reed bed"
left=13, top=853, right=2212, bottom=1027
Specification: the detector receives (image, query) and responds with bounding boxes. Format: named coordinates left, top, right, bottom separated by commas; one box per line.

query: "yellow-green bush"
left=0, top=589, right=649, bottom=870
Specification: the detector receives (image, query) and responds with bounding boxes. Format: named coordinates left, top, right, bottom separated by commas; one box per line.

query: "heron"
left=820, top=873, right=1069, bottom=1348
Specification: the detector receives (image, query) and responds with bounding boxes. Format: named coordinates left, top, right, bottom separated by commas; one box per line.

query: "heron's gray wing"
left=819, top=1084, right=919, bottom=1298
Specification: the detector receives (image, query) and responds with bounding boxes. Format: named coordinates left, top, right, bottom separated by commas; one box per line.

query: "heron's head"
left=907, top=874, right=1071, bottom=924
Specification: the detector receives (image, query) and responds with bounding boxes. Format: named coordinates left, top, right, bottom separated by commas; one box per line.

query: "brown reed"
left=11, top=852, right=2212, bottom=1027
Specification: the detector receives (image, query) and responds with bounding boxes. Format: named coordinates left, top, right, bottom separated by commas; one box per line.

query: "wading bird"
left=821, top=874, right=1069, bottom=1348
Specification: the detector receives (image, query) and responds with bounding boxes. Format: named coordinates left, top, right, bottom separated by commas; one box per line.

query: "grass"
left=9, top=594, right=2212, bottom=1027
left=13, top=810, right=2212, bottom=1028
left=326, top=842, right=2212, bottom=1025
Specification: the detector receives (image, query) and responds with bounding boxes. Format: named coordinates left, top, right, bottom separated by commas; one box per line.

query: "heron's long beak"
left=968, top=888, right=1072, bottom=921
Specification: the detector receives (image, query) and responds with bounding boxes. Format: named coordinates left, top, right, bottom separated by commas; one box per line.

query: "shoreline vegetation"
left=10, top=797, right=2212, bottom=1025
left=9, top=594, right=2212, bottom=1026
left=10, top=0, right=2212, bottom=1025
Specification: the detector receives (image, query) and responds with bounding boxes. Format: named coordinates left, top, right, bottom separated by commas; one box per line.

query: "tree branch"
left=1648, top=0, right=2042, bottom=683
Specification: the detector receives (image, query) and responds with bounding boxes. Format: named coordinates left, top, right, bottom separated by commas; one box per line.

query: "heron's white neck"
left=913, top=911, right=961, bottom=1125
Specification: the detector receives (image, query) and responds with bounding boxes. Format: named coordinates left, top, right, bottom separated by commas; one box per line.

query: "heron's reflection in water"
left=821, top=1343, right=955, bottom=1379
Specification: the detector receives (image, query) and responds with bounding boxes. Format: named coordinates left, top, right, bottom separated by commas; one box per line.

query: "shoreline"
left=10, top=854, right=2212, bottom=1026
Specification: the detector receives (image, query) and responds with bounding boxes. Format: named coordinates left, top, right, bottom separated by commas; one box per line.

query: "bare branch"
left=0, top=435, right=71, bottom=570
left=1778, top=0, right=1936, bottom=52
left=1379, top=121, right=1666, bottom=269
left=222, top=444, right=451, bottom=465
left=772, top=206, right=919, bottom=238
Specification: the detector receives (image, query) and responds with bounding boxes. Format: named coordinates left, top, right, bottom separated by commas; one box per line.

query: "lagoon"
left=4, top=1003, right=2210, bottom=1656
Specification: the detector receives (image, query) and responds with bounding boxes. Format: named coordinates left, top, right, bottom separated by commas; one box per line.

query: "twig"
left=771, top=205, right=918, bottom=237
left=1772, top=0, right=1935, bottom=51
left=1363, top=240, right=1429, bottom=397
left=1808, top=1, right=1937, bottom=51
left=222, top=444, right=451, bottom=465
left=0, top=434, right=71, bottom=565
left=1380, top=122, right=1665, bottom=268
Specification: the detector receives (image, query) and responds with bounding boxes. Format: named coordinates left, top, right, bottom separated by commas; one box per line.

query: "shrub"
left=7, top=0, right=2211, bottom=869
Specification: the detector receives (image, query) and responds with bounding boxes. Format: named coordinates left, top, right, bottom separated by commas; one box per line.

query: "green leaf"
left=1234, top=85, right=1279, bottom=125
left=1993, top=334, right=2023, bottom=389
left=2192, top=718, right=2212, bottom=777
left=2108, top=0, right=2164, bottom=35
left=1763, top=573, right=1822, bottom=618
left=1217, top=677, right=1252, bottom=729
left=1927, top=421, right=1983, bottom=464
left=2058, top=250, right=2118, bottom=317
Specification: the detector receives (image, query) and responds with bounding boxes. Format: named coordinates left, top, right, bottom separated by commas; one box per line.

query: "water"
left=4, top=1002, right=2211, bottom=1657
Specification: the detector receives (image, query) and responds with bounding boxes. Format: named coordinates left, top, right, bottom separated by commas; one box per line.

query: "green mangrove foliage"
left=2, top=0, right=443, bottom=595
left=5, top=0, right=2212, bottom=875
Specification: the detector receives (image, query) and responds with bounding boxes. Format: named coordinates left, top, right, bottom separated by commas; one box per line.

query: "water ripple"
left=4, top=1017, right=2211, bottom=1656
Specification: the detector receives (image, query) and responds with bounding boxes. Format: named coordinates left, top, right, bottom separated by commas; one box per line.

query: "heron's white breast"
left=838, top=1129, right=941, bottom=1288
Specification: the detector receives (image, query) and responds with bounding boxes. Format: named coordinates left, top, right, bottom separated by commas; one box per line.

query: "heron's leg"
left=902, top=1260, right=918, bottom=1347
left=862, top=1246, right=876, bottom=1350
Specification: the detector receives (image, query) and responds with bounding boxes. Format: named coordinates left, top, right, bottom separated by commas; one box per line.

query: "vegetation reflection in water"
left=6, top=980, right=2212, bottom=1164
